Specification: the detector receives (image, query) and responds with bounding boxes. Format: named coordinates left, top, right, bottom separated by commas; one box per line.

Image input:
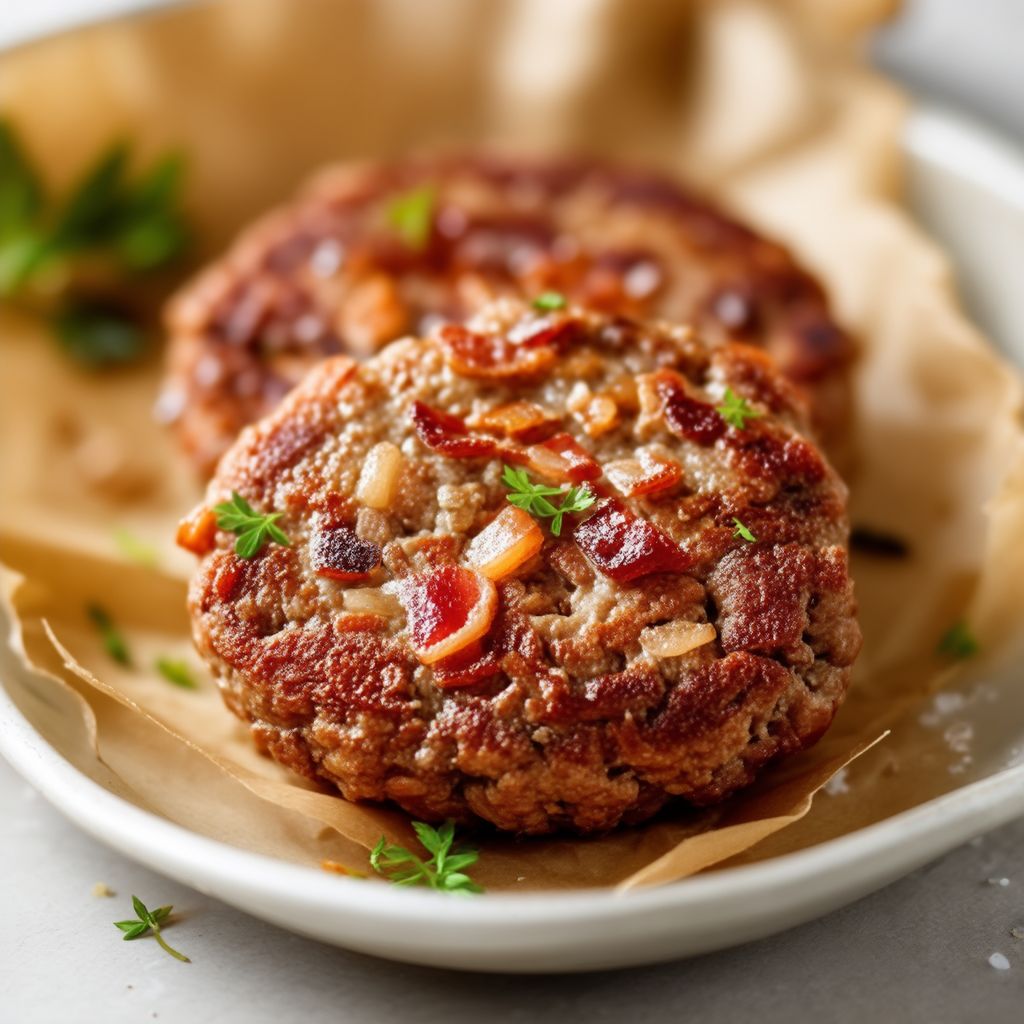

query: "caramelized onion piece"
left=176, top=505, right=217, bottom=555
left=573, top=499, right=691, bottom=581
left=465, top=505, right=544, bottom=580
left=527, top=432, right=602, bottom=483
left=639, top=621, right=716, bottom=658
left=313, top=526, right=382, bottom=581
left=469, top=401, right=561, bottom=442
left=356, top=441, right=404, bottom=508
left=343, top=587, right=401, bottom=616
left=410, top=401, right=496, bottom=459
left=604, top=452, right=683, bottom=497
left=398, top=565, right=498, bottom=665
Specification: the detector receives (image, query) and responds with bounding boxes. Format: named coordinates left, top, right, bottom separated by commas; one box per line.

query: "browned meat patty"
left=179, top=300, right=860, bottom=835
left=162, top=154, right=854, bottom=476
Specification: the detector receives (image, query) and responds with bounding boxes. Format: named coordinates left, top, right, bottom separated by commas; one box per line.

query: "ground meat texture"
left=183, top=301, right=860, bottom=835
left=162, top=154, right=854, bottom=476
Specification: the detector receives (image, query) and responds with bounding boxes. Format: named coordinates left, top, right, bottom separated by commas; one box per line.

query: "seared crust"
left=186, top=302, right=860, bottom=835
left=163, top=154, right=854, bottom=475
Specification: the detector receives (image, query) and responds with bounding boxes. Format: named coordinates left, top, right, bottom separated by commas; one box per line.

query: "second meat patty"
left=162, top=154, right=854, bottom=475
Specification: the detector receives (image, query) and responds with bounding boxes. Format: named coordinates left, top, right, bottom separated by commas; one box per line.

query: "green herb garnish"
left=370, top=820, right=483, bottom=894
left=155, top=657, right=198, bottom=690
left=716, top=388, right=763, bottom=430
left=502, top=465, right=596, bottom=537
left=532, top=291, right=566, bottom=312
left=87, top=604, right=130, bottom=665
left=0, top=119, right=187, bottom=365
left=386, top=183, right=435, bottom=251
left=213, top=491, right=290, bottom=558
left=112, top=527, right=159, bottom=568
left=938, top=620, right=979, bottom=660
left=114, top=896, right=190, bottom=962
left=732, top=517, right=756, bottom=543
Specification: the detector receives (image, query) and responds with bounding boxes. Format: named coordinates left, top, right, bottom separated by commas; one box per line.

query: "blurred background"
left=2, top=0, right=1022, bottom=145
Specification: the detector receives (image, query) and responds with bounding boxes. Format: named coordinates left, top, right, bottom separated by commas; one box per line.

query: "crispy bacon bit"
left=604, top=452, right=683, bottom=497
left=568, top=384, right=619, bottom=437
left=176, top=505, right=217, bottom=555
left=649, top=370, right=725, bottom=445
left=439, top=323, right=557, bottom=378
left=356, top=441, right=404, bottom=508
left=410, top=401, right=496, bottom=459
left=432, top=639, right=502, bottom=689
left=465, top=505, right=544, bottom=580
left=313, top=526, right=382, bottom=581
left=527, top=432, right=602, bottom=483
left=639, top=621, right=716, bottom=658
left=397, top=565, right=498, bottom=665
left=572, top=499, right=691, bottom=581
left=469, top=401, right=561, bottom=442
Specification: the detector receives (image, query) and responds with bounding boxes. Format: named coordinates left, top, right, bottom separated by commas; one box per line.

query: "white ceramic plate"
left=2, top=105, right=1024, bottom=973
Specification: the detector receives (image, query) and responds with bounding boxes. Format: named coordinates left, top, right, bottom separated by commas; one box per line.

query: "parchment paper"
left=1, top=0, right=1022, bottom=892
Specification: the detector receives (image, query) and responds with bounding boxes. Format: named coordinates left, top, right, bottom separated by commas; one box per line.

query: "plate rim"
left=3, top=103, right=1024, bottom=963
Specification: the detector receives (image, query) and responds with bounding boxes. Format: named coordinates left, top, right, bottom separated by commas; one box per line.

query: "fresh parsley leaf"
left=716, top=388, right=763, bottom=430
left=501, top=465, right=596, bottom=537
left=732, top=517, right=756, bottom=543
left=87, top=604, right=131, bottom=666
left=53, top=301, right=145, bottom=368
left=114, top=896, right=189, bottom=962
left=532, top=291, right=566, bottom=312
left=0, top=120, right=43, bottom=238
left=386, top=184, right=435, bottom=251
left=155, top=657, right=198, bottom=690
left=112, top=527, right=159, bottom=568
left=937, top=620, right=979, bottom=660
left=213, top=491, right=290, bottom=558
left=0, top=119, right=188, bottom=358
left=370, top=820, right=483, bottom=894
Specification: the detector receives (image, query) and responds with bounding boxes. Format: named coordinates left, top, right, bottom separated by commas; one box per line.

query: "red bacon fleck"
left=410, top=401, right=497, bottom=459
left=573, top=499, right=691, bottom=581
left=655, top=371, right=725, bottom=445
left=528, top=432, right=603, bottom=483
left=439, top=323, right=558, bottom=379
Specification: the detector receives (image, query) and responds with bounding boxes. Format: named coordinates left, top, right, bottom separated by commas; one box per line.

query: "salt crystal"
left=988, top=952, right=1010, bottom=971
left=309, top=240, right=343, bottom=277
left=986, top=877, right=1011, bottom=887
left=824, top=768, right=850, bottom=796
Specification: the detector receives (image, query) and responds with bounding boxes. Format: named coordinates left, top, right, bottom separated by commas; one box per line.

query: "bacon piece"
left=312, top=526, right=382, bottom=581
left=432, top=639, right=502, bottom=689
left=469, top=400, right=561, bottom=443
left=397, top=565, right=498, bottom=665
left=573, top=499, right=691, bottom=581
left=648, top=369, right=725, bottom=445
left=410, top=401, right=496, bottom=459
left=439, top=323, right=557, bottom=379
left=527, top=432, right=602, bottom=483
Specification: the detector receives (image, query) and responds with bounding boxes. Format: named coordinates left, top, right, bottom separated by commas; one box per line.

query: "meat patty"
left=180, top=301, right=860, bottom=835
left=162, top=154, right=854, bottom=476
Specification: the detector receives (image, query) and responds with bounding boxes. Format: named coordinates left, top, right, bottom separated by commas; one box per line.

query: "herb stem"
left=151, top=924, right=190, bottom=963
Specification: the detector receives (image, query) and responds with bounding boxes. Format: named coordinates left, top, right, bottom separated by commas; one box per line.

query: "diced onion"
left=639, top=621, right=716, bottom=658
left=465, top=506, right=544, bottom=580
left=342, top=587, right=401, bottom=617
left=356, top=442, right=404, bottom=509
